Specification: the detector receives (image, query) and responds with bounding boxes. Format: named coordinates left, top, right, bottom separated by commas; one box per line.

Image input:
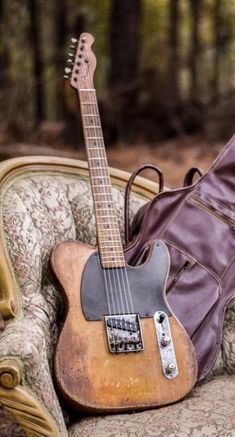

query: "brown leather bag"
left=124, top=135, right=235, bottom=381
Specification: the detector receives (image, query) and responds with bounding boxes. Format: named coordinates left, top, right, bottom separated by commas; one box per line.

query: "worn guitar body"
left=51, top=240, right=197, bottom=412
left=51, top=32, right=197, bottom=413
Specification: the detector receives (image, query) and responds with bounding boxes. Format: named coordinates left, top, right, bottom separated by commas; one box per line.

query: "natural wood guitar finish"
left=51, top=32, right=197, bottom=413
left=51, top=241, right=197, bottom=412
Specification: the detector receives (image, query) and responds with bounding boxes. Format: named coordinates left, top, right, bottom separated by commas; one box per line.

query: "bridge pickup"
left=105, top=314, right=144, bottom=354
left=154, top=311, right=178, bottom=380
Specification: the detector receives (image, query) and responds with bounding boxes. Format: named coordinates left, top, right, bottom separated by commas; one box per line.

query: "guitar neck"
left=79, top=88, right=125, bottom=269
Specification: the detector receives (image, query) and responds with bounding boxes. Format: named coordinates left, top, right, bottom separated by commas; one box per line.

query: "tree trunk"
left=212, top=0, right=221, bottom=98
left=54, top=0, right=67, bottom=119
left=28, top=0, right=45, bottom=122
left=0, top=1, right=9, bottom=89
left=109, top=0, right=142, bottom=91
left=108, top=0, right=142, bottom=140
left=168, top=0, right=180, bottom=102
left=189, top=0, right=202, bottom=102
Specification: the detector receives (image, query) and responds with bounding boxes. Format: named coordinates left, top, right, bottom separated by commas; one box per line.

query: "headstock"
left=64, top=33, right=96, bottom=90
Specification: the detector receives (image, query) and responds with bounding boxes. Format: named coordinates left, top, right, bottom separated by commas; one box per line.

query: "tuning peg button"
left=67, top=59, right=73, bottom=64
left=71, top=37, right=78, bottom=44
left=64, top=67, right=71, bottom=74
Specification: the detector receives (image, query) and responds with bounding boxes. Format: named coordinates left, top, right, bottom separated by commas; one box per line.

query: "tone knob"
left=161, top=335, right=171, bottom=346
left=165, top=363, right=176, bottom=374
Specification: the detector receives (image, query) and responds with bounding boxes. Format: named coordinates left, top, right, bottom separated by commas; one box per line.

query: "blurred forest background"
left=0, top=2, right=235, bottom=434
left=0, top=0, right=234, bottom=186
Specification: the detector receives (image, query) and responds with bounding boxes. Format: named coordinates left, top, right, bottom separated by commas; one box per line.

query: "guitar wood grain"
left=51, top=240, right=197, bottom=412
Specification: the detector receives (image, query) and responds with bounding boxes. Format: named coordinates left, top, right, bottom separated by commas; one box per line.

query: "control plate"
left=154, top=310, right=178, bottom=379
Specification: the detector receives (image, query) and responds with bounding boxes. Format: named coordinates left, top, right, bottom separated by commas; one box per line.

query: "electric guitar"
left=50, top=33, right=197, bottom=412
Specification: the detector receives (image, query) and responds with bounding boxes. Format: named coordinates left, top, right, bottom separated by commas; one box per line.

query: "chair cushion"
left=68, top=375, right=235, bottom=436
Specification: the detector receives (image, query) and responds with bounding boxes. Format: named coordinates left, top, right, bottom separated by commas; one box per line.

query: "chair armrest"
left=0, top=317, right=67, bottom=436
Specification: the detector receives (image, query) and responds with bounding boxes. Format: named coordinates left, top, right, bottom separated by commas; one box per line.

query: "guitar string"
left=89, top=84, right=135, bottom=314
left=81, top=90, right=115, bottom=315
left=83, top=49, right=134, bottom=322
left=87, top=78, right=135, bottom=316
left=89, top=90, right=131, bottom=316
left=82, top=49, right=122, bottom=318
left=86, top=86, right=125, bottom=316
left=84, top=60, right=127, bottom=350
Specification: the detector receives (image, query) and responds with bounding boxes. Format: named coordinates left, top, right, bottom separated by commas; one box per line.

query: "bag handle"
left=124, top=164, right=164, bottom=243
left=183, top=167, right=203, bottom=187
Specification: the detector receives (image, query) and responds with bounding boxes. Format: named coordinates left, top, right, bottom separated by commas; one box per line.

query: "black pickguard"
left=81, top=240, right=171, bottom=320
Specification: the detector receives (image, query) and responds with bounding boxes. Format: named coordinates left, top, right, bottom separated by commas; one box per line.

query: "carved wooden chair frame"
left=0, top=156, right=158, bottom=436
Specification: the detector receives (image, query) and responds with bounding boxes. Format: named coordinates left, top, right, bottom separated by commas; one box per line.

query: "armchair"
left=0, top=156, right=234, bottom=437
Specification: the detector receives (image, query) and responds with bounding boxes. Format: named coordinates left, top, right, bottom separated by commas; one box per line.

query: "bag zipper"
left=189, top=196, right=235, bottom=231
left=167, top=260, right=192, bottom=293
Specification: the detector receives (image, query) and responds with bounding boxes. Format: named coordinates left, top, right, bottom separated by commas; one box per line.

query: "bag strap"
left=124, top=164, right=164, bottom=243
left=183, top=167, right=203, bottom=187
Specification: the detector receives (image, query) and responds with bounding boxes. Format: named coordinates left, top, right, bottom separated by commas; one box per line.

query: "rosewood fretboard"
left=79, top=88, right=125, bottom=269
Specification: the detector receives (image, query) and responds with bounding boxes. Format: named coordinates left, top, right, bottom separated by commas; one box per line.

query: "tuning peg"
left=68, top=52, right=75, bottom=58
left=67, top=59, right=73, bottom=64
left=70, top=45, right=76, bottom=50
left=64, top=67, right=71, bottom=75
left=71, top=37, right=78, bottom=44
left=64, top=75, right=69, bottom=79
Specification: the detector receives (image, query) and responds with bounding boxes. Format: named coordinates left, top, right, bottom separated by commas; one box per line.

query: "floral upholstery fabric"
left=68, top=375, right=235, bottom=437
left=0, top=173, right=147, bottom=436
left=0, top=171, right=234, bottom=436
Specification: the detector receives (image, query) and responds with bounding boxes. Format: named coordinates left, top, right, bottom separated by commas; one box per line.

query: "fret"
left=93, top=200, right=114, bottom=204
left=84, top=124, right=101, bottom=129
left=83, top=114, right=99, bottom=117
left=89, top=159, right=107, bottom=162
left=99, top=241, right=122, bottom=245
left=100, top=249, right=123, bottom=254
left=92, top=184, right=112, bottom=187
left=86, top=136, right=103, bottom=139
left=87, top=145, right=104, bottom=152
left=101, top=255, right=124, bottom=260
left=91, top=174, right=110, bottom=177
left=96, top=208, right=115, bottom=212
left=79, top=89, right=96, bottom=91
left=88, top=166, right=109, bottom=171
left=93, top=193, right=113, bottom=197
left=97, top=214, right=116, bottom=220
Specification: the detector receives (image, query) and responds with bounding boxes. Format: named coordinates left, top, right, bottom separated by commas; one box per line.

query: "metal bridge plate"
left=104, top=314, right=144, bottom=353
